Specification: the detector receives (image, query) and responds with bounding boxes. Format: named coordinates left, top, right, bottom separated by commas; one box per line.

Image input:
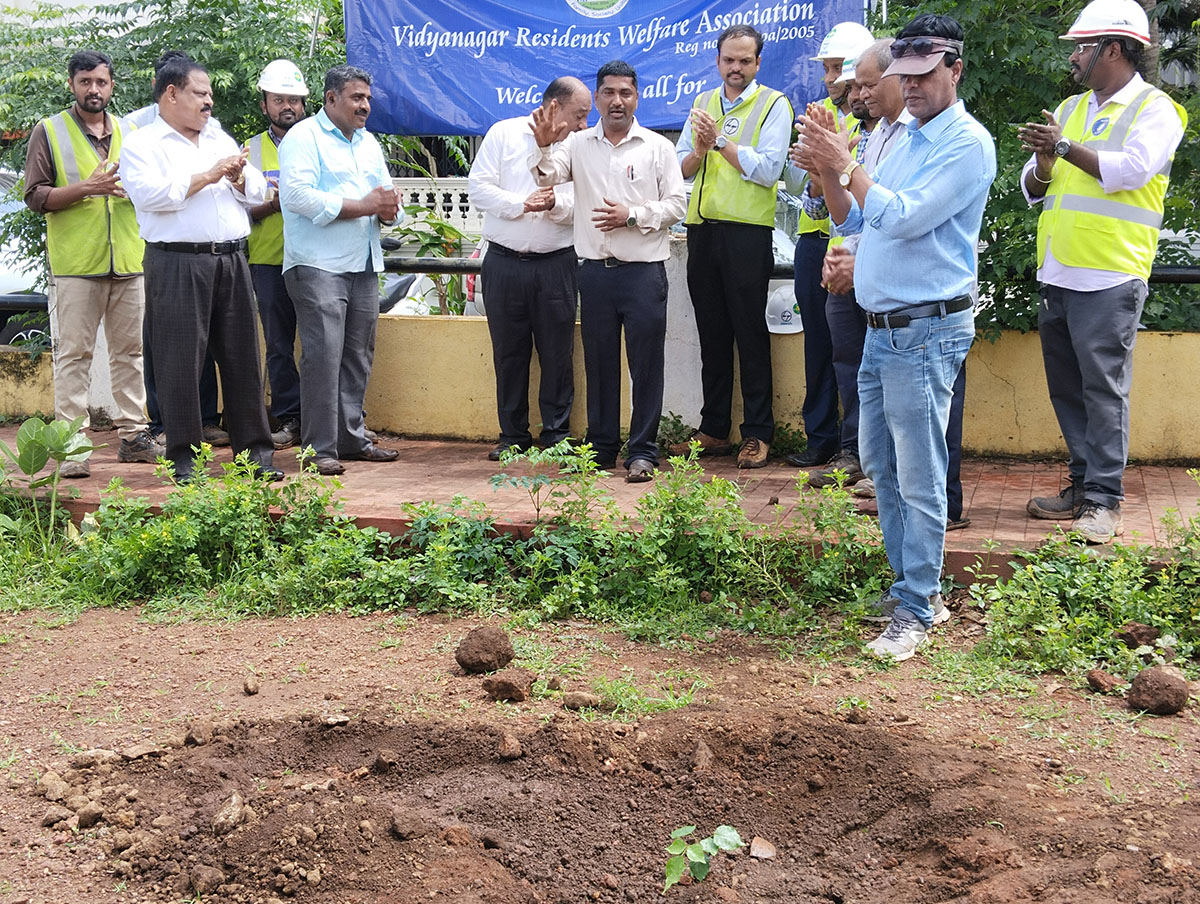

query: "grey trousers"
left=285, top=265, right=378, bottom=461
left=1038, top=280, right=1147, bottom=509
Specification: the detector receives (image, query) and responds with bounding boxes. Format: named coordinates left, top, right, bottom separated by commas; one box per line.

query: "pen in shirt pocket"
left=627, top=165, right=634, bottom=181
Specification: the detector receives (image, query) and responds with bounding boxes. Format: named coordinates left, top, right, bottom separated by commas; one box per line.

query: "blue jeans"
left=858, top=309, right=974, bottom=627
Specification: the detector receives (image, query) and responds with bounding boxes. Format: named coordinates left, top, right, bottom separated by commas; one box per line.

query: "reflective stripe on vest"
left=245, top=131, right=284, bottom=266
left=795, top=96, right=856, bottom=236
left=685, top=85, right=791, bottom=227
left=1036, top=86, right=1187, bottom=281
left=43, top=111, right=144, bottom=277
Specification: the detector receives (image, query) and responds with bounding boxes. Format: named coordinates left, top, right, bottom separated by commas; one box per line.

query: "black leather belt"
left=148, top=239, right=248, bottom=255
left=862, top=295, right=973, bottom=329
left=488, top=242, right=574, bottom=261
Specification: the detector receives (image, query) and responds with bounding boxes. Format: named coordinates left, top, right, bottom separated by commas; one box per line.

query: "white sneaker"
left=853, top=478, right=875, bottom=498
left=863, top=592, right=950, bottom=626
left=866, top=609, right=929, bottom=662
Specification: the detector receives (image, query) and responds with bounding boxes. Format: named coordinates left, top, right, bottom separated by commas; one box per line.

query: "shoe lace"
left=742, top=437, right=762, bottom=455
left=1075, top=500, right=1105, bottom=519
left=880, top=609, right=919, bottom=641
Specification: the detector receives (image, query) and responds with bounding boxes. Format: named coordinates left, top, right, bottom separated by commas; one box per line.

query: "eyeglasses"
left=889, top=36, right=965, bottom=59
left=1071, top=41, right=1103, bottom=55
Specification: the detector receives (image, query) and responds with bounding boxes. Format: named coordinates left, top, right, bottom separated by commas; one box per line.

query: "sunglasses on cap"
left=890, top=36, right=964, bottom=59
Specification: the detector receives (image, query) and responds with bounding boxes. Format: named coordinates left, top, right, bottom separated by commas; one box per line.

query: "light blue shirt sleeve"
left=279, top=122, right=344, bottom=227
left=675, top=84, right=792, bottom=187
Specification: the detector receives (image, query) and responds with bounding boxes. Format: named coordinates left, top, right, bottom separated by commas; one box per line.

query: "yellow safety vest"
left=685, top=84, right=792, bottom=227
left=796, top=96, right=857, bottom=237
left=1036, top=85, right=1187, bottom=282
left=42, top=110, right=143, bottom=277
left=244, top=130, right=284, bottom=266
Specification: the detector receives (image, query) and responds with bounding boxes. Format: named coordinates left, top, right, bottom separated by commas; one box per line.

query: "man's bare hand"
left=208, top=152, right=248, bottom=186
left=366, top=185, right=400, bottom=221
left=822, top=245, right=856, bottom=295
left=1017, top=109, right=1061, bottom=174
left=523, top=187, right=556, bottom=213
left=81, top=160, right=125, bottom=198
left=530, top=100, right=569, bottom=148
left=592, top=197, right=630, bottom=232
left=689, top=109, right=717, bottom=152
left=796, top=112, right=852, bottom=178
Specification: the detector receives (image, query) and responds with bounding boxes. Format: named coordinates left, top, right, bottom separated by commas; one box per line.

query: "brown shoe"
left=202, top=423, right=230, bottom=447
left=736, top=437, right=769, bottom=469
left=311, top=457, right=345, bottom=476
left=666, top=431, right=732, bottom=457
left=343, top=444, right=399, bottom=462
left=60, top=459, right=90, bottom=479
left=625, top=458, right=655, bottom=483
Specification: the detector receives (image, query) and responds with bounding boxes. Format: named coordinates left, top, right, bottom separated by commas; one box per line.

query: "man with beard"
left=530, top=60, right=687, bottom=483
left=24, top=49, right=160, bottom=478
left=1019, top=0, right=1186, bottom=544
left=243, top=60, right=309, bottom=450
left=278, top=65, right=401, bottom=476
left=120, top=54, right=281, bottom=482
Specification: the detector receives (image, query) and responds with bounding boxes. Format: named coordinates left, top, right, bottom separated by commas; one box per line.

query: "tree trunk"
left=1138, top=0, right=1160, bottom=84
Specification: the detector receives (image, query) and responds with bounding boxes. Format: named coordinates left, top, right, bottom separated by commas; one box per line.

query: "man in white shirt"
left=120, top=55, right=280, bottom=482
left=468, top=77, right=591, bottom=462
left=1019, top=0, right=1186, bottom=544
left=530, top=61, right=687, bottom=483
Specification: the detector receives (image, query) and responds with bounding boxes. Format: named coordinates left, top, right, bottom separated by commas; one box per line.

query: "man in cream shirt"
left=530, top=60, right=687, bottom=483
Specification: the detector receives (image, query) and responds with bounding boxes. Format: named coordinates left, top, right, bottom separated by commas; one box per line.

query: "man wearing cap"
left=784, top=20, right=873, bottom=471
left=669, top=24, right=793, bottom=470
left=468, top=77, right=591, bottom=463
left=120, top=54, right=281, bottom=482
left=23, top=49, right=161, bottom=479
left=244, top=60, right=309, bottom=451
left=797, top=13, right=996, bottom=661
left=1019, top=0, right=1186, bottom=545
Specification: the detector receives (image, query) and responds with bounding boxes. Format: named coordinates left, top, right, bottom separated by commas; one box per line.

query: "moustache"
left=201, top=105, right=213, bottom=113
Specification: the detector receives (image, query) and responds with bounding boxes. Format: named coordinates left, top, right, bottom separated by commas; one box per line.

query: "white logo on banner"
left=566, top=0, right=630, bottom=19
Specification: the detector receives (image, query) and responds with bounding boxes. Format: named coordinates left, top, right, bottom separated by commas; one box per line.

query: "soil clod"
left=1127, top=665, right=1189, bottom=715
left=455, top=626, right=515, bottom=673
left=482, top=668, right=533, bottom=702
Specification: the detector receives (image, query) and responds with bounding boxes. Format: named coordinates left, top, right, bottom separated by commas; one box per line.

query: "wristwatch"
left=1053, top=138, right=1071, bottom=157
left=839, top=160, right=862, bottom=188
left=714, top=135, right=727, bottom=150
left=626, top=213, right=637, bottom=228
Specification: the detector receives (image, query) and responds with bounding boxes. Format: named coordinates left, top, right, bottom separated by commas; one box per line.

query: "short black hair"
left=153, top=55, right=205, bottom=101
left=68, top=50, right=113, bottom=80
left=544, top=77, right=582, bottom=106
left=717, top=24, right=764, bottom=57
left=596, top=60, right=637, bottom=90
left=324, top=64, right=371, bottom=98
left=153, top=50, right=192, bottom=79
left=896, top=13, right=964, bottom=67
left=1108, top=37, right=1145, bottom=72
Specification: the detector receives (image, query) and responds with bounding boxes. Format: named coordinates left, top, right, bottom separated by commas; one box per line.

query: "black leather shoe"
left=256, top=466, right=285, bottom=482
left=784, top=447, right=838, bottom=468
left=343, top=444, right=399, bottom=462
left=487, top=441, right=532, bottom=462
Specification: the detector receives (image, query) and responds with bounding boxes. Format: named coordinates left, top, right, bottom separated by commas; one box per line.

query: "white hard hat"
left=257, top=59, right=309, bottom=96
left=1060, top=0, right=1150, bottom=46
left=766, top=285, right=803, bottom=335
left=835, top=58, right=858, bottom=85
left=811, top=22, right=875, bottom=62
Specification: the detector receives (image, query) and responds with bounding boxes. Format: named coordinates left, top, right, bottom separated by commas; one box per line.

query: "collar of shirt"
left=1091, top=72, right=1147, bottom=113
left=719, top=80, right=760, bottom=112
left=906, top=100, right=966, bottom=145
left=316, top=107, right=364, bottom=145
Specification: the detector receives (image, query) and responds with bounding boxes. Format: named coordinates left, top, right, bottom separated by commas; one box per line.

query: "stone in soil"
left=190, top=865, right=225, bottom=896
left=36, top=770, right=69, bottom=802
left=1087, top=669, right=1124, bottom=694
left=690, top=739, right=714, bottom=772
left=563, top=691, right=602, bottom=710
left=1117, top=622, right=1160, bottom=649
left=441, top=825, right=473, bottom=846
left=750, top=836, right=777, bottom=859
left=1126, top=666, right=1189, bottom=715
left=243, top=674, right=260, bottom=695
left=372, top=749, right=400, bottom=773
left=481, top=668, right=533, bottom=702
left=390, top=808, right=431, bottom=840
left=40, top=806, right=72, bottom=827
left=497, top=732, right=523, bottom=760
left=186, top=719, right=213, bottom=746
left=454, top=626, right=515, bottom=674
left=75, top=801, right=104, bottom=829
left=212, top=791, right=250, bottom=835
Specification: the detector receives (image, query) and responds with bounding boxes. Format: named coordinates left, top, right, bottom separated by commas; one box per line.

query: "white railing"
left=392, top=177, right=482, bottom=235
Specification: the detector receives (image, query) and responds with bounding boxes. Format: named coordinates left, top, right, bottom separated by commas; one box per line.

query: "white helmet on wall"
left=1060, top=0, right=1151, bottom=47
left=257, top=59, right=309, bottom=96
left=766, top=285, right=803, bottom=334
left=811, top=22, right=875, bottom=62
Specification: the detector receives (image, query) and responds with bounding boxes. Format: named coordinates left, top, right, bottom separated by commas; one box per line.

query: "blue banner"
left=345, top=0, right=865, bottom=135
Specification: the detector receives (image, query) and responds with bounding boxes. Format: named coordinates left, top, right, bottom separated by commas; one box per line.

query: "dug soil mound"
left=17, top=708, right=1198, bottom=904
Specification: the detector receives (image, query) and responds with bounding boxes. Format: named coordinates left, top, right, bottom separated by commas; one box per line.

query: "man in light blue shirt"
left=797, top=14, right=996, bottom=662
left=279, top=64, right=401, bottom=476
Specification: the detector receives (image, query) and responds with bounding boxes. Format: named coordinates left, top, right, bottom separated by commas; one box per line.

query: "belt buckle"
left=210, top=242, right=220, bottom=254
left=604, top=257, right=620, bottom=269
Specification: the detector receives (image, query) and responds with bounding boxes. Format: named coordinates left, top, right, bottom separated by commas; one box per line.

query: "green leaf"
left=685, top=842, right=707, bottom=863
left=670, top=825, right=696, bottom=839
left=666, top=838, right=687, bottom=855
left=700, top=837, right=719, bottom=856
left=688, top=857, right=711, bottom=882
left=16, top=438, right=49, bottom=477
left=663, top=855, right=687, bottom=893
left=712, top=825, right=745, bottom=851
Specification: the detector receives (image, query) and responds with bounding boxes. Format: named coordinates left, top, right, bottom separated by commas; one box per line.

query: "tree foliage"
left=875, top=1, right=1199, bottom=335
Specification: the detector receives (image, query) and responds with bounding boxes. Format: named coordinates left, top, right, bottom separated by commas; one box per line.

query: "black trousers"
left=482, top=245, right=577, bottom=447
left=685, top=221, right=775, bottom=443
left=794, top=231, right=838, bottom=454
left=143, top=245, right=274, bottom=478
left=578, top=259, right=668, bottom=467
left=143, top=320, right=220, bottom=432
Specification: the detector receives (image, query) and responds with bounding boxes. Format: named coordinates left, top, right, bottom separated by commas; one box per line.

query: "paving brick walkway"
left=5, top=425, right=1197, bottom=562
